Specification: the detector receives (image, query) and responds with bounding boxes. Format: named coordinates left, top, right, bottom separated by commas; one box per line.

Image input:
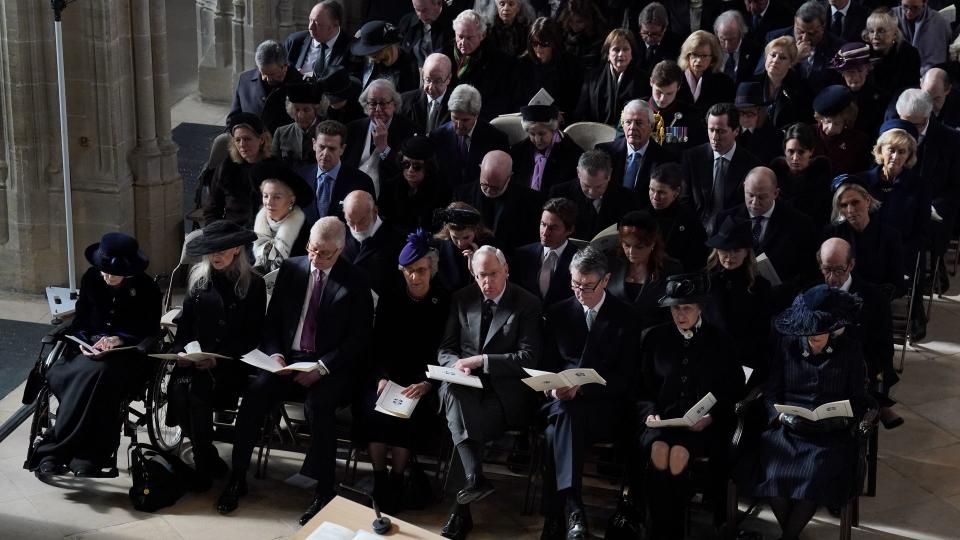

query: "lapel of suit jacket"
left=296, top=34, right=311, bottom=70
left=289, top=257, right=312, bottom=328
left=759, top=204, right=782, bottom=251
left=698, top=146, right=713, bottom=204
left=321, top=260, right=345, bottom=311
left=579, top=299, right=598, bottom=367
left=484, top=285, right=514, bottom=350
left=465, top=287, right=483, bottom=350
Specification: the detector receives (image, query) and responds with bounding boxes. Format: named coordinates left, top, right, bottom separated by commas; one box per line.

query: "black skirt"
left=351, top=383, right=439, bottom=450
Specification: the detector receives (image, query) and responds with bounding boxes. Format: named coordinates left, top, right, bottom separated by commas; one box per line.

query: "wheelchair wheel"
left=24, top=385, right=57, bottom=469
left=146, top=359, right=183, bottom=452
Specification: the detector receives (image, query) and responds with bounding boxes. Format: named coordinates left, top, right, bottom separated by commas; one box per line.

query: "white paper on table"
left=305, top=521, right=355, bottom=540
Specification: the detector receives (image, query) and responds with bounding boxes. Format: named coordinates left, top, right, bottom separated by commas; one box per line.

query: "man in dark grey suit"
left=229, top=40, right=304, bottom=134
left=400, top=53, right=452, bottom=134
left=285, top=1, right=356, bottom=76
left=297, top=120, right=376, bottom=225
left=438, top=246, right=542, bottom=539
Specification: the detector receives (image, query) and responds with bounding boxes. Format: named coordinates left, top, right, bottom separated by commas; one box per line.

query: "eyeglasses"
left=530, top=40, right=552, bottom=48
left=422, top=77, right=448, bottom=85
left=570, top=280, right=602, bottom=292
left=820, top=265, right=849, bottom=276
left=900, top=4, right=923, bottom=12
left=688, top=53, right=712, bottom=61
left=401, top=160, right=424, bottom=171
left=366, top=100, right=394, bottom=110
left=307, top=246, right=340, bottom=260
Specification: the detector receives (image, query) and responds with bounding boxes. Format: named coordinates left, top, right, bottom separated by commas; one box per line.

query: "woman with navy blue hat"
left=28, top=232, right=161, bottom=477
left=166, top=220, right=266, bottom=491
left=352, top=229, right=449, bottom=513
left=754, top=285, right=869, bottom=540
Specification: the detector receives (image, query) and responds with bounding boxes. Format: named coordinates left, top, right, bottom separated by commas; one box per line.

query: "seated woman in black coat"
left=637, top=273, right=746, bottom=539
left=756, top=36, right=813, bottom=129
left=704, top=217, right=773, bottom=384
left=812, top=85, right=872, bottom=176
left=771, top=123, right=833, bottom=229
left=167, top=221, right=266, bottom=490
left=512, top=17, right=584, bottom=115
left=478, top=0, right=535, bottom=58
left=251, top=161, right=314, bottom=274
left=433, top=203, right=499, bottom=292
left=29, top=233, right=161, bottom=477
left=645, top=162, right=708, bottom=272
left=575, top=28, right=650, bottom=126
left=606, top=210, right=683, bottom=330
left=755, top=286, right=868, bottom=540
left=378, top=136, right=452, bottom=234
left=676, top=31, right=736, bottom=119
left=509, top=102, right=583, bottom=194
left=353, top=230, right=449, bottom=513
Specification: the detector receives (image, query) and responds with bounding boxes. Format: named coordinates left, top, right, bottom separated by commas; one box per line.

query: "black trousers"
left=230, top=369, right=352, bottom=497
left=167, top=363, right=247, bottom=465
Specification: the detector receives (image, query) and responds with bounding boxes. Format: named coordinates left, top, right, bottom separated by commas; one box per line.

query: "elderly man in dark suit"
left=229, top=40, right=304, bottom=134
left=285, top=1, right=356, bottom=77
left=398, top=0, right=454, bottom=67
left=822, top=0, right=868, bottom=43
left=298, top=120, right=376, bottom=225
left=681, top=102, right=762, bottom=234
left=400, top=53, right=453, bottom=134
left=342, top=79, right=417, bottom=196
left=511, top=198, right=579, bottom=309
left=341, top=190, right=407, bottom=297
left=764, top=1, right=846, bottom=93
left=713, top=166, right=817, bottom=299
left=550, top=150, right=641, bottom=241
left=448, top=9, right=516, bottom=120
left=744, top=0, right=793, bottom=40
left=714, top=10, right=762, bottom=85
left=454, top=150, right=544, bottom=251
left=438, top=245, right=542, bottom=540
left=217, top=217, right=374, bottom=524
left=595, top=99, right=673, bottom=193
left=539, top=246, right=638, bottom=540
left=922, top=67, right=960, bottom=130
left=433, top=84, right=510, bottom=188
left=633, top=2, right=683, bottom=74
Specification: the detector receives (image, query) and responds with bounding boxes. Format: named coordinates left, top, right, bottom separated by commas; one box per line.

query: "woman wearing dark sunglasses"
left=378, top=135, right=452, bottom=234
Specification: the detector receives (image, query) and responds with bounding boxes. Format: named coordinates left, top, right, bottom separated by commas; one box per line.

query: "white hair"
left=310, top=216, right=346, bottom=249
left=622, top=99, right=655, bottom=125
left=358, top=78, right=403, bottom=109
left=453, top=9, right=487, bottom=34
left=896, top=88, right=934, bottom=120
left=714, top=10, right=747, bottom=37
left=471, top=244, right=507, bottom=272
left=448, top=84, right=483, bottom=115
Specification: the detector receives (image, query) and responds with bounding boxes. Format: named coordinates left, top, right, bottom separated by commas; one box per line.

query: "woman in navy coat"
left=754, top=285, right=868, bottom=540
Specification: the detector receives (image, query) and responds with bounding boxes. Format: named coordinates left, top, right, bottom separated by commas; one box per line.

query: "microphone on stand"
left=339, top=483, right=392, bottom=535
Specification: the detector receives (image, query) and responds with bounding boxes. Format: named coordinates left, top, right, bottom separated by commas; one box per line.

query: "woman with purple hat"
left=754, top=285, right=868, bottom=540
left=28, top=232, right=161, bottom=477
left=832, top=41, right=887, bottom=139
left=352, top=229, right=449, bottom=513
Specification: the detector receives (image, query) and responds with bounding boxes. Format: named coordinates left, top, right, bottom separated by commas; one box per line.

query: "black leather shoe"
left=440, top=509, right=473, bottom=539
left=455, top=474, right=495, bottom=504
left=566, top=509, right=588, bottom=540
left=216, top=475, right=248, bottom=515
left=298, top=493, right=334, bottom=526
left=540, top=516, right=565, bottom=540
left=34, top=457, right=69, bottom=478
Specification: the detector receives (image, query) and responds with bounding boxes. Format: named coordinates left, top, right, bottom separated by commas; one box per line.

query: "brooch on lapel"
left=679, top=225, right=685, bottom=232
left=839, top=142, right=847, bottom=151
left=129, top=288, right=137, bottom=297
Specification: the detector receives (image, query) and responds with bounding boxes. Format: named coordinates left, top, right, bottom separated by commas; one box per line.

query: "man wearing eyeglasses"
left=892, top=0, right=952, bottom=72
left=400, top=53, right=453, bottom=134
left=539, top=246, right=638, bottom=540
left=633, top=2, right=682, bottom=73
left=218, top=217, right=374, bottom=523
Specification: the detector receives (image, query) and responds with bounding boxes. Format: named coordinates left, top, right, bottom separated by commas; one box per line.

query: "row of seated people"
left=30, top=194, right=894, bottom=540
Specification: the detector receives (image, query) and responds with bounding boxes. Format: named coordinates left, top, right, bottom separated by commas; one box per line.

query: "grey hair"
left=285, top=96, right=330, bottom=120
left=359, top=78, right=403, bottom=110
left=398, top=249, right=440, bottom=274
left=471, top=244, right=507, bottom=272
left=622, top=99, right=655, bottom=125
left=638, top=2, right=668, bottom=28
left=310, top=216, right=346, bottom=249
left=796, top=0, right=827, bottom=26
left=187, top=245, right=254, bottom=299
left=577, top=149, right=612, bottom=177
left=477, top=0, right=535, bottom=26
left=255, top=40, right=288, bottom=68
left=448, top=84, right=482, bottom=115
left=714, top=10, right=747, bottom=37
left=453, top=9, right=487, bottom=35
left=521, top=118, right=560, bottom=131
left=896, top=88, right=934, bottom=119
left=569, top=245, right=609, bottom=278
left=921, top=68, right=951, bottom=91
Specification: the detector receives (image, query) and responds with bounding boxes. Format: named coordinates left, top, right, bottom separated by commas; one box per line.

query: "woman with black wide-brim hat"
left=754, top=285, right=868, bottom=540
left=166, top=220, right=266, bottom=491
left=28, top=232, right=161, bottom=478
left=250, top=160, right=315, bottom=273
left=634, top=273, right=745, bottom=539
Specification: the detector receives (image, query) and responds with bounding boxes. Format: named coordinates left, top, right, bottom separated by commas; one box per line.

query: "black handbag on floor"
left=128, top=443, right=194, bottom=512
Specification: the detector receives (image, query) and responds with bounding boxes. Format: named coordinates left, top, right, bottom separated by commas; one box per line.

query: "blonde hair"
left=830, top=183, right=881, bottom=224
left=764, top=36, right=799, bottom=66
left=706, top=248, right=759, bottom=291
left=872, top=129, right=918, bottom=169
left=228, top=131, right=274, bottom=164
left=863, top=9, right=901, bottom=45
left=677, top=30, right=723, bottom=73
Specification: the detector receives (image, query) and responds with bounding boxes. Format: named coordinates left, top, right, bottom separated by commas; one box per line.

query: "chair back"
left=564, top=122, right=617, bottom=150
left=490, top=114, right=528, bottom=146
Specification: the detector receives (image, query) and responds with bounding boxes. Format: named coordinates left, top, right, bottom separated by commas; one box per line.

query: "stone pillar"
left=0, top=0, right=182, bottom=293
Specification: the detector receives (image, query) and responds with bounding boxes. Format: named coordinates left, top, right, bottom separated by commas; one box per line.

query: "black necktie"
left=314, top=42, right=329, bottom=74
left=724, top=53, right=736, bottom=80
left=479, top=299, right=495, bottom=346
left=302, top=132, right=314, bottom=163
left=752, top=216, right=764, bottom=250
left=833, top=11, right=844, bottom=35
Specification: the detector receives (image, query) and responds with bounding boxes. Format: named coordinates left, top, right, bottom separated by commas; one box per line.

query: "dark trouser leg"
left=781, top=499, right=818, bottom=540
left=542, top=399, right=588, bottom=516
left=300, top=374, right=350, bottom=498
left=230, top=371, right=291, bottom=472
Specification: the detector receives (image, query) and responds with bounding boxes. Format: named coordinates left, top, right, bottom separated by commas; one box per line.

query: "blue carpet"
left=0, top=319, right=52, bottom=401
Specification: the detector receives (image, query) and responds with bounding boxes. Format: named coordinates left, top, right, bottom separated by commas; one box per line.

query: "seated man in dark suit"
left=634, top=2, right=683, bottom=73
left=539, top=246, right=638, bottom=540
left=764, top=1, right=845, bottom=93
left=550, top=150, right=640, bottom=241
left=217, top=217, right=374, bottom=524
left=438, top=246, right=542, bottom=540
left=298, top=120, right=376, bottom=225
left=341, top=190, right=407, bottom=297
left=400, top=53, right=453, bottom=134
left=230, top=39, right=304, bottom=134
left=681, top=102, right=762, bottom=234
left=448, top=9, right=516, bottom=120
left=398, top=0, right=454, bottom=67
left=511, top=198, right=579, bottom=309
left=824, top=0, right=868, bottom=44
left=714, top=10, right=762, bottom=86
left=285, top=1, right=356, bottom=77
left=431, top=84, right=509, bottom=188
left=744, top=0, right=794, bottom=43
left=923, top=67, right=960, bottom=130
left=713, top=166, right=817, bottom=299
left=453, top=150, right=544, bottom=251
left=342, top=78, right=417, bottom=196
left=595, top=99, right=673, bottom=193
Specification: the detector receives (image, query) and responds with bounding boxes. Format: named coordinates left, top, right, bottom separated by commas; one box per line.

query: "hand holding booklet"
left=645, top=393, right=717, bottom=428
left=241, top=349, right=321, bottom=373
left=521, top=368, right=607, bottom=392
left=425, top=364, right=483, bottom=388
left=374, top=380, right=420, bottom=419
left=774, top=400, right=853, bottom=422
left=150, top=340, right=231, bottom=363
left=66, top=335, right=138, bottom=356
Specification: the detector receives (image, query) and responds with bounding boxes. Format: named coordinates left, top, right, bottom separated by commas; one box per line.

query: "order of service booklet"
left=425, top=364, right=483, bottom=388
left=645, top=392, right=717, bottom=428
left=150, top=340, right=230, bottom=362
left=241, top=349, right=321, bottom=373
left=374, top=380, right=420, bottom=419
left=521, top=368, right=607, bottom=391
left=774, top=400, right=853, bottom=421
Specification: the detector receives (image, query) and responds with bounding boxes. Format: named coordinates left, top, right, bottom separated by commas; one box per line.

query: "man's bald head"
left=422, top=53, right=453, bottom=100
left=343, top=190, right=377, bottom=237
left=818, top=237, right=854, bottom=287
left=744, top=166, right=779, bottom=216
left=479, top=150, right=513, bottom=198
left=921, top=67, right=951, bottom=114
